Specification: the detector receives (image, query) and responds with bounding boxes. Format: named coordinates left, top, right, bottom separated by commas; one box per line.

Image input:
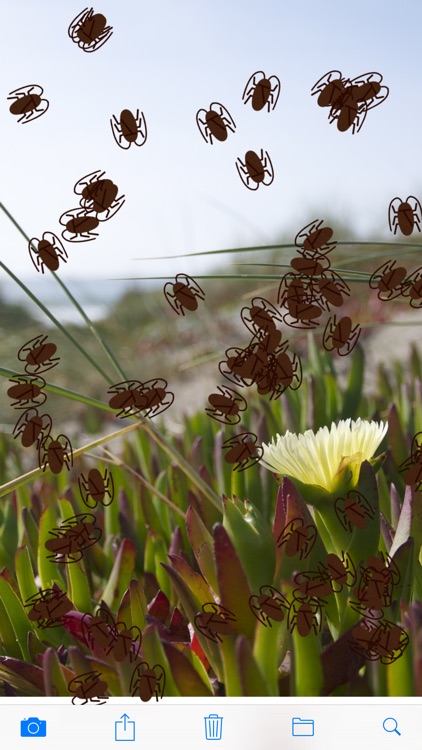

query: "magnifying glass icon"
left=383, top=718, right=401, bottom=736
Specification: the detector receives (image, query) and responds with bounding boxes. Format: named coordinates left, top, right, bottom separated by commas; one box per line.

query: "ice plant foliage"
left=261, top=418, right=387, bottom=493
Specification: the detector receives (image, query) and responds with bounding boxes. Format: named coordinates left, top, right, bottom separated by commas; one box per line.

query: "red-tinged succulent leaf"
left=169, top=607, right=190, bottom=641
left=190, top=632, right=211, bottom=671
left=320, top=621, right=366, bottom=695
left=14, top=546, right=39, bottom=608
left=128, top=579, right=147, bottom=631
left=163, top=641, right=213, bottom=696
left=223, top=499, right=276, bottom=591
left=0, top=656, right=44, bottom=694
left=186, top=489, right=206, bottom=527
left=0, top=575, right=36, bottom=660
left=101, top=538, right=136, bottom=610
left=141, top=623, right=180, bottom=697
left=161, top=561, right=223, bottom=678
left=390, top=538, right=414, bottom=606
left=275, top=478, right=326, bottom=582
left=144, top=571, right=159, bottom=601
left=116, top=586, right=131, bottom=626
left=144, top=614, right=190, bottom=644
left=167, top=554, right=214, bottom=603
left=236, top=635, right=270, bottom=696
left=27, top=631, right=46, bottom=662
left=148, top=590, right=170, bottom=622
left=0, top=597, right=22, bottom=659
left=60, top=610, right=88, bottom=646
left=168, top=526, right=184, bottom=558
left=145, top=531, right=172, bottom=600
left=213, top=524, right=256, bottom=642
left=0, top=567, right=20, bottom=596
left=42, top=647, right=74, bottom=697
left=38, top=504, right=61, bottom=589
left=66, top=644, right=120, bottom=696
left=186, top=506, right=218, bottom=594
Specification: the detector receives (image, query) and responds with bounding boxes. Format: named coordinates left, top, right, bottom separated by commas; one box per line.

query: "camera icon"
left=20, top=718, right=47, bottom=737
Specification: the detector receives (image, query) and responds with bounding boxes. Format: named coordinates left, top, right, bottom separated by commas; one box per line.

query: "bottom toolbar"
left=3, top=703, right=421, bottom=749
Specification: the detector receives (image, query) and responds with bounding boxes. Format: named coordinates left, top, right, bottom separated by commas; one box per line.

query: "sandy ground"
left=165, top=307, right=422, bottom=431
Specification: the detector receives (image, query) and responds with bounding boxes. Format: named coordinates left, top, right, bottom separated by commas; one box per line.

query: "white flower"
left=261, top=418, right=387, bottom=493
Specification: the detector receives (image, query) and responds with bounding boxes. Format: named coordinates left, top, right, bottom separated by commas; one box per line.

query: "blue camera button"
left=20, top=718, right=47, bottom=737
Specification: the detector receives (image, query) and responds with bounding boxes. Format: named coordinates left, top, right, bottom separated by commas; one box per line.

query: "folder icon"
left=292, top=717, right=314, bottom=736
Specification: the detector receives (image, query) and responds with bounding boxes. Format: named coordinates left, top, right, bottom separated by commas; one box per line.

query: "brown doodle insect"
left=13, top=408, right=52, bottom=449
left=163, top=274, right=205, bottom=315
left=68, top=7, right=113, bottom=52
left=401, top=268, right=422, bottom=308
left=220, top=330, right=289, bottom=392
left=254, top=344, right=303, bottom=400
left=287, top=263, right=349, bottom=311
left=331, top=73, right=389, bottom=133
left=294, top=552, right=357, bottom=597
left=38, top=433, right=73, bottom=474
left=277, top=518, right=317, bottom=560
left=277, top=276, right=323, bottom=329
left=222, top=432, right=263, bottom=471
left=240, top=297, right=284, bottom=340
left=196, top=102, right=236, bottom=144
left=8, top=84, right=49, bottom=124
left=334, top=490, right=375, bottom=532
left=323, top=315, right=361, bottom=356
left=7, top=376, right=47, bottom=410
left=205, top=385, right=248, bottom=425
left=59, top=207, right=100, bottom=243
left=294, top=568, right=333, bottom=599
left=28, top=232, right=68, bottom=273
left=130, top=662, right=166, bottom=702
left=388, top=196, right=422, bottom=236
left=25, top=586, right=73, bottom=628
left=349, top=614, right=409, bottom=664
left=236, top=149, right=274, bottom=190
left=242, top=70, right=281, bottom=112
left=311, top=71, right=389, bottom=134
left=82, top=608, right=142, bottom=663
left=110, top=109, right=147, bottom=149
left=108, top=378, right=174, bottom=419
left=311, top=70, right=350, bottom=108
left=78, top=468, right=115, bottom=509
left=249, top=585, right=289, bottom=626
left=313, top=270, right=351, bottom=310
left=369, top=260, right=410, bottom=301
left=108, top=379, right=146, bottom=416
left=290, top=256, right=326, bottom=281
left=399, top=431, right=422, bottom=490
left=352, top=553, right=400, bottom=613
left=288, top=590, right=325, bottom=637
left=294, top=219, right=337, bottom=263
left=194, top=602, right=237, bottom=643
left=74, top=170, right=125, bottom=220
left=45, top=513, right=102, bottom=564
left=219, top=339, right=272, bottom=388
left=68, top=671, right=109, bottom=705
left=17, top=335, right=59, bottom=375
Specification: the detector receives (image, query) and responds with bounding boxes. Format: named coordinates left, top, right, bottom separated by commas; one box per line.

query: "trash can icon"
left=204, top=714, right=223, bottom=740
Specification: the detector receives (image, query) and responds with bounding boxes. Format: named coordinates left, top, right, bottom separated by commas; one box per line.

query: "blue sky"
left=1, top=0, right=422, bottom=287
